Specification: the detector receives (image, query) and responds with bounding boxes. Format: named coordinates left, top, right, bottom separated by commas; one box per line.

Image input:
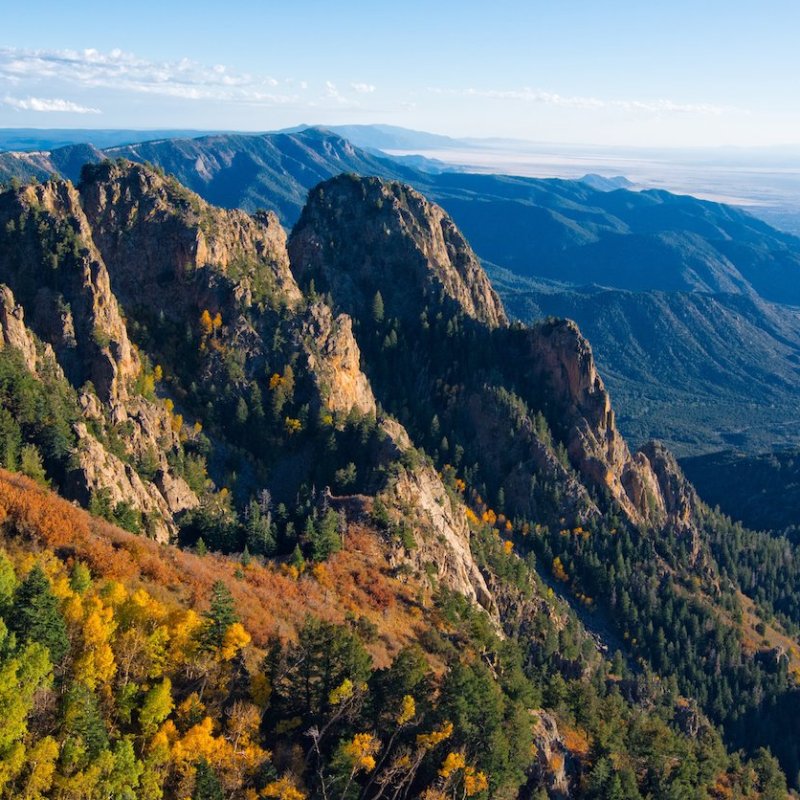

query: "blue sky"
left=2, top=0, right=799, bottom=146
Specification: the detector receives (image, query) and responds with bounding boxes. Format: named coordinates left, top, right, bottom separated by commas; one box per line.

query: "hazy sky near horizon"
left=2, top=0, right=800, bottom=147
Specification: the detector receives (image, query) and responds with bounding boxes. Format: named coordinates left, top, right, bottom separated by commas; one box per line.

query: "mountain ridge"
left=3, top=127, right=800, bottom=457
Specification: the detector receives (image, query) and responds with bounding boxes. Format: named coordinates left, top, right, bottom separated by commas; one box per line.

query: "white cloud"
left=324, top=80, right=350, bottom=105
left=0, top=46, right=298, bottom=106
left=351, top=82, right=376, bottom=94
left=3, top=95, right=100, bottom=113
left=429, top=86, right=743, bottom=116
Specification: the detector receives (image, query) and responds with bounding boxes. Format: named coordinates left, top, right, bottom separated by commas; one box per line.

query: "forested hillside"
left=0, top=164, right=799, bottom=796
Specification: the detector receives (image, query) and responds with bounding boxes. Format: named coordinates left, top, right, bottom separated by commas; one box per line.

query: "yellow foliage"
left=101, top=580, right=128, bottom=607
left=164, top=397, right=174, bottom=414
left=262, top=775, right=306, bottom=800
left=220, top=622, right=251, bottom=660
left=503, top=540, right=514, bottom=555
left=140, top=373, right=155, bottom=398
left=70, top=597, right=117, bottom=691
left=199, top=309, right=214, bottom=336
left=439, top=751, right=466, bottom=778
left=153, top=364, right=163, bottom=381
left=342, top=732, right=380, bottom=773
left=329, top=678, right=355, bottom=706
left=552, top=556, right=569, bottom=582
left=416, top=721, right=453, bottom=750
left=311, top=562, right=330, bottom=586
left=17, top=735, right=59, bottom=800
left=463, top=766, right=489, bottom=796
left=171, top=717, right=225, bottom=771
left=269, top=373, right=283, bottom=390
left=396, top=694, right=416, bottom=725
left=284, top=417, right=302, bottom=435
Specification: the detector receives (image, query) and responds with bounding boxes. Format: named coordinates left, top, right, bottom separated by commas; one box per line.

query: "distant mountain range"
left=3, top=126, right=800, bottom=454
left=0, top=128, right=224, bottom=152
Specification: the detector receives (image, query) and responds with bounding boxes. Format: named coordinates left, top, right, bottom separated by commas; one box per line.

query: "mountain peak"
left=289, top=174, right=508, bottom=329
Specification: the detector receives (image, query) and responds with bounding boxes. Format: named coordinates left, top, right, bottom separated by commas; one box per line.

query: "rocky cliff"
left=288, top=174, right=697, bottom=535
left=520, top=318, right=696, bottom=528
left=0, top=179, right=199, bottom=540
left=289, top=174, right=507, bottom=329
left=0, top=164, right=706, bottom=611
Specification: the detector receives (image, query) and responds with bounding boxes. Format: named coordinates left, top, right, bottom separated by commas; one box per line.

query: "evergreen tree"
left=244, top=499, right=276, bottom=556
left=201, top=581, right=238, bottom=650
left=10, top=563, right=69, bottom=664
left=310, top=509, right=342, bottom=561
left=372, top=291, right=385, bottom=324
left=193, top=759, right=224, bottom=800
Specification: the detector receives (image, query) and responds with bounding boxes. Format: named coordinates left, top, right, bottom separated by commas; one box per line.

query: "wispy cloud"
left=2, top=95, right=101, bottom=113
left=0, top=47, right=299, bottom=105
left=0, top=47, right=379, bottom=113
left=429, top=86, right=743, bottom=115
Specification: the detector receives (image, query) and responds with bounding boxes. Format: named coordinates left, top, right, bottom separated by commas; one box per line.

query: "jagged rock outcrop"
left=463, top=386, right=599, bottom=525
left=289, top=174, right=507, bottom=329
left=0, top=284, right=41, bottom=372
left=79, top=160, right=302, bottom=315
left=0, top=177, right=199, bottom=540
left=521, top=318, right=699, bottom=528
left=69, top=423, right=182, bottom=541
left=287, top=174, right=708, bottom=539
left=529, top=711, right=571, bottom=798
left=302, top=302, right=377, bottom=419
left=1, top=180, right=140, bottom=411
left=0, top=165, right=501, bottom=607
left=385, top=460, right=497, bottom=615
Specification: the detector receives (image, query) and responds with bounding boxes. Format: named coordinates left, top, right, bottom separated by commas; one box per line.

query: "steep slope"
left=289, top=175, right=693, bottom=531
left=3, top=466, right=786, bottom=799
left=288, top=174, right=800, bottom=785
left=0, top=164, right=497, bottom=612
left=289, top=175, right=507, bottom=329
left=7, top=128, right=800, bottom=453
left=0, top=179, right=198, bottom=539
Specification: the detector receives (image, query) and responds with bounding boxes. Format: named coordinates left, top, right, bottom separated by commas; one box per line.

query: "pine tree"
left=201, top=581, right=238, bottom=651
left=193, top=758, right=224, bottom=800
left=310, top=509, right=342, bottom=562
left=244, top=500, right=276, bottom=556
left=11, top=564, right=69, bottom=664
left=372, top=291, right=385, bottom=324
